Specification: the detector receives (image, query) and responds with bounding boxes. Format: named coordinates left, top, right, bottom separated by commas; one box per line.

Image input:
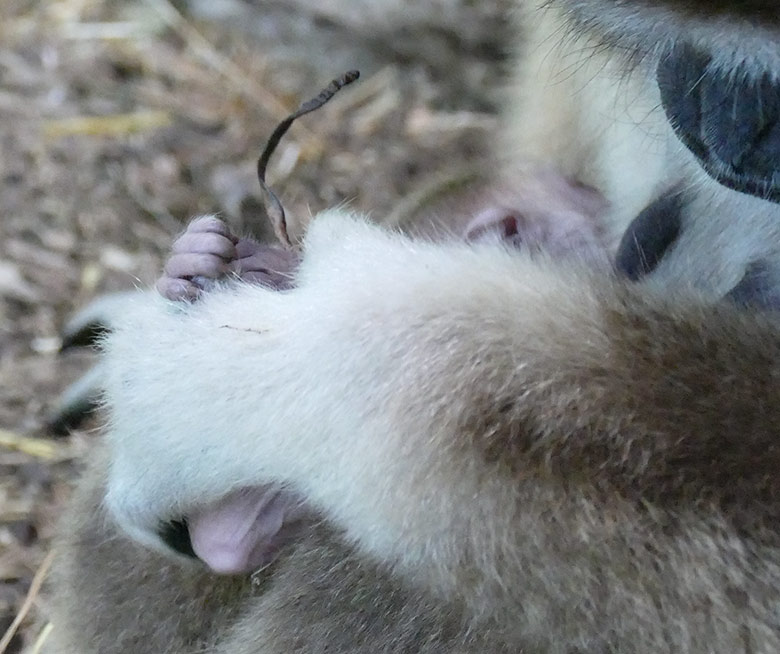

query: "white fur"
left=52, top=2, right=780, bottom=650
left=102, top=0, right=780, bottom=574
left=103, top=209, right=599, bottom=587
left=98, top=210, right=780, bottom=652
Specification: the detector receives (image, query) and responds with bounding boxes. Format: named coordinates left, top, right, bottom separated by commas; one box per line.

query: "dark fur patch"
left=159, top=519, right=197, bottom=559
left=658, top=43, right=780, bottom=201
left=615, top=193, right=683, bottom=280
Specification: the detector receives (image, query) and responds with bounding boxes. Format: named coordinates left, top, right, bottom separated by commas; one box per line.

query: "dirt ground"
left=0, top=1, right=510, bottom=651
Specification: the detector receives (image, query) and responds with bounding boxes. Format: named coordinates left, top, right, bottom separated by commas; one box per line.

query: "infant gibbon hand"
left=156, top=215, right=300, bottom=301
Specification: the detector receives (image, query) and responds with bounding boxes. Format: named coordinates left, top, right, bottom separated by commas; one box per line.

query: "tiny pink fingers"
left=184, top=216, right=239, bottom=242
left=230, top=240, right=300, bottom=290
left=157, top=217, right=243, bottom=301
left=171, top=232, right=237, bottom=261
left=163, top=252, right=231, bottom=281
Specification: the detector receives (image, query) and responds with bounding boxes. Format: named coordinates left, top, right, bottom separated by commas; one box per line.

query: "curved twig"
left=257, top=70, right=360, bottom=247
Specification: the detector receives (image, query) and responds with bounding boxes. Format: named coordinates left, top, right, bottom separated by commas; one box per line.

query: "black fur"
left=658, top=43, right=780, bottom=202
left=615, top=192, right=683, bottom=280
left=159, top=519, right=197, bottom=559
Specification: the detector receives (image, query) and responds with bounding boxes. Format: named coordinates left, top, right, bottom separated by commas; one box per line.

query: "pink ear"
left=465, top=210, right=520, bottom=243
left=462, top=169, right=609, bottom=263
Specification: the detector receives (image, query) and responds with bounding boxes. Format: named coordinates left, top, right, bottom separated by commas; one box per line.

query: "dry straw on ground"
left=0, top=0, right=508, bottom=650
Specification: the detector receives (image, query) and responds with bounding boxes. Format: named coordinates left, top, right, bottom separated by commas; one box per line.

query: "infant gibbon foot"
left=186, top=487, right=310, bottom=574
left=156, top=215, right=300, bottom=301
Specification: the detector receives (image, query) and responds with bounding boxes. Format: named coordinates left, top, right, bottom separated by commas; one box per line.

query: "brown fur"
left=48, top=252, right=780, bottom=652
left=49, top=451, right=509, bottom=653
left=47, top=0, right=780, bottom=652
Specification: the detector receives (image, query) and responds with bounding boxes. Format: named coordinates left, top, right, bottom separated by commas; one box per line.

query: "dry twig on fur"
left=257, top=71, right=360, bottom=247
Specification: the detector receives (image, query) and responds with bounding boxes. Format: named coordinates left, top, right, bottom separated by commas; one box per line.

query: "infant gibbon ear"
left=463, top=171, right=608, bottom=264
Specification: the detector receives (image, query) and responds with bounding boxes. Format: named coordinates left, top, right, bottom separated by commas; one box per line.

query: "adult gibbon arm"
left=103, top=209, right=780, bottom=640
